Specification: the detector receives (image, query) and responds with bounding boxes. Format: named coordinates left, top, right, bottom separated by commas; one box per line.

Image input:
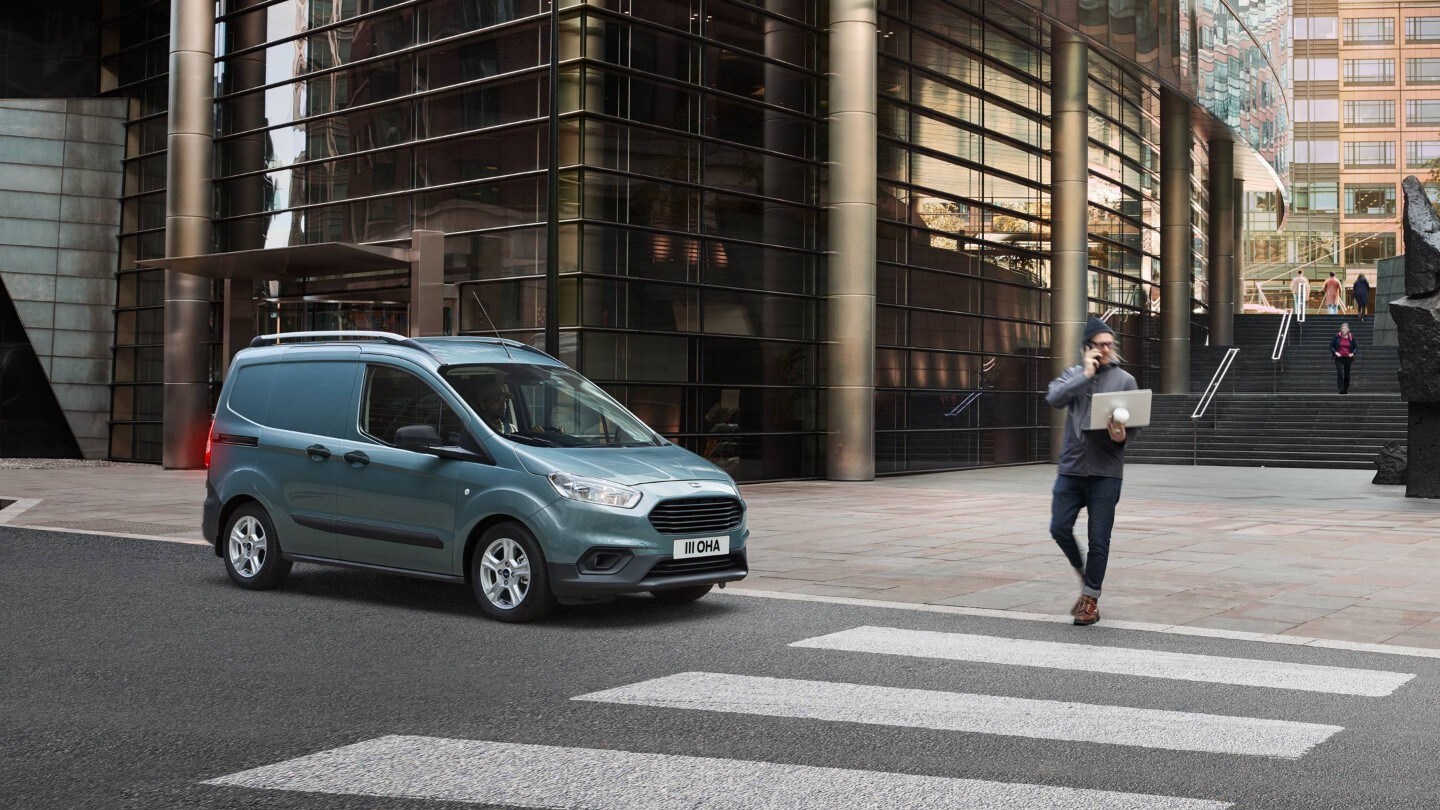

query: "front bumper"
left=548, top=547, right=748, bottom=602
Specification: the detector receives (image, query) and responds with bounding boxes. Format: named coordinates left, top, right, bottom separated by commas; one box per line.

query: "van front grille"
left=648, top=553, right=745, bottom=577
left=647, top=496, right=744, bottom=535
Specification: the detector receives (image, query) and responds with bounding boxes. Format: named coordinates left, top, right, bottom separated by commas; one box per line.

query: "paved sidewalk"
left=4, top=460, right=1439, bottom=649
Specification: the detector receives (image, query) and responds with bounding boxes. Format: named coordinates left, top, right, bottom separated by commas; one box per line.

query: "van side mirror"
left=395, top=424, right=441, bottom=451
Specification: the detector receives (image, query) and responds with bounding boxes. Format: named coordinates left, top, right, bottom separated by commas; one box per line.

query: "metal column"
left=410, top=230, right=446, bottom=337
left=162, top=0, right=216, bottom=469
left=1159, top=87, right=1192, bottom=394
left=1233, top=178, right=1245, bottom=316
left=826, top=0, right=877, bottom=481
left=1049, top=31, right=1089, bottom=460
left=1207, top=139, right=1235, bottom=345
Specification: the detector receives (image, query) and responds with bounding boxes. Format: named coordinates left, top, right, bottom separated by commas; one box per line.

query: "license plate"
left=673, top=535, right=730, bottom=559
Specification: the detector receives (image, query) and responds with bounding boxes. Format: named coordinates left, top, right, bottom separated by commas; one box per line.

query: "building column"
left=162, top=0, right=216, bottom=469
left=1159, top=87, right=1192, bottom=394
left=1206, top=138, right=1235, bottom=345
left=826, top=0, right=876, bottom=481
left=1233, top=178, right=1245, bottom=316
left=1049, top=30, right=1088, bottom=460
left=410, top=230, right=445, bottom=337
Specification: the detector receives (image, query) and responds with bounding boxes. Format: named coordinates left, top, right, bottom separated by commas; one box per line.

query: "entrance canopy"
left=136, top=242, right=411, bottom=279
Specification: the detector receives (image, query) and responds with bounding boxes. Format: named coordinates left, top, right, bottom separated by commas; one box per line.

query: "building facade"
left=1249, top=0, right=1440, bottom=312
left=0, top=0, right=1288, bottom=481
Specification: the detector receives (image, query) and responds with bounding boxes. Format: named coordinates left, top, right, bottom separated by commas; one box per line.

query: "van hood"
left=512, top=443, right=734, bottom=486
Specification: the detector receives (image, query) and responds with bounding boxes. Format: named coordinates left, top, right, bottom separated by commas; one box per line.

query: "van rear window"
left=226, top=364, right=276, bottom=424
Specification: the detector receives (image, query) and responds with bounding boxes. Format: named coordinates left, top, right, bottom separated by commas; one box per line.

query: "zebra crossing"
left=205, top=621, right=1418, bottom=809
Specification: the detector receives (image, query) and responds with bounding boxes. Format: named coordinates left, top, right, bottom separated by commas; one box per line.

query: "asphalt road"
left=4, top=526, right=1440, bottom=809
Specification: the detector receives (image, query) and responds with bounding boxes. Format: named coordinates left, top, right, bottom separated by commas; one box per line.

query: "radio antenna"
left=470, top=288, right=513, bottom=360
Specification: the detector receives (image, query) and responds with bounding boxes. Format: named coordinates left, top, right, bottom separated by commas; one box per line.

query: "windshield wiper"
left=501, top=432, right=561, bottom=447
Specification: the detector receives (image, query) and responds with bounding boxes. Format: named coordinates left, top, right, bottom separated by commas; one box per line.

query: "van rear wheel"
left=650, top=584, right=713, bottom=604
left=222, top=503, right=292, bottom=590
left=472, top=522, right=554, bottom=623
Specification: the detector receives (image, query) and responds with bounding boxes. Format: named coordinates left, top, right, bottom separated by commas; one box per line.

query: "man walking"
left=1046, top=317, right=1139, bottom=626
left=1290, top=270, right=1309, bottom=314
left=1353, top=274, right=1371, bottom=321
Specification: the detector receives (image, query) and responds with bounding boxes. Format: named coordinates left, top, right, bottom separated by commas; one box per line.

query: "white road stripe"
left=790, top=626, right=1415, bottom=696
left=719, top=589, right=1440, bottom=660
left=574, top=672, right=1342, bottom=759
left=203, top=735, right=1232, bottom=810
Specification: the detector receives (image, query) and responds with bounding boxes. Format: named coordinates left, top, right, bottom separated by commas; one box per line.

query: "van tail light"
left=204, top=418, right=214, bottom=468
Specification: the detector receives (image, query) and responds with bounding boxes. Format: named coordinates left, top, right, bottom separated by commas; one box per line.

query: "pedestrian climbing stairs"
left=1127, top=314, right=1407, bottom=469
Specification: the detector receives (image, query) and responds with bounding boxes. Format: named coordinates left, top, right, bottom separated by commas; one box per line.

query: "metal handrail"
left=945, top=391, right=984, bottom=417
left=1271, top=309, right=1293, bottom=362
left=1271, top=309, right=1293, bottom=393
left=1191, top=347, right=1240, bottom=465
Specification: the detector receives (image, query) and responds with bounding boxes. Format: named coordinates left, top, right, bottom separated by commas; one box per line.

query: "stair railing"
left=1191, top=347, right=1240, bottom=465
left=1271, top=308, right=1293, bottom=392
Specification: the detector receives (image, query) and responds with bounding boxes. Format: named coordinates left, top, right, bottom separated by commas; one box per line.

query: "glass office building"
left=0, top=0, right=1287, bottom=479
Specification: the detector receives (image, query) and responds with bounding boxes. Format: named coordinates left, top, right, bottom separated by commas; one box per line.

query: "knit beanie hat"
left=1082, top=316, right=1114, bottom=343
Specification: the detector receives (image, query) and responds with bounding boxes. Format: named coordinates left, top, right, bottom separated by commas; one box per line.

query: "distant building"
left=1247, top=1, right=1440, bottom=312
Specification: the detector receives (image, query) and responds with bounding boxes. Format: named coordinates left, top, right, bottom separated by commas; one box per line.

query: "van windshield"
left=441, top=363, right=662, bottom=448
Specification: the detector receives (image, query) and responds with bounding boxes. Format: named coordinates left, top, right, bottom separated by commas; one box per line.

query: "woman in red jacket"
left=1331, top=323, right=1357, bottom=394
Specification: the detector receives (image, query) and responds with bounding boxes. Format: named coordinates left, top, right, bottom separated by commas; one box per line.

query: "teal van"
left=202, top=331, right=748, bottom=622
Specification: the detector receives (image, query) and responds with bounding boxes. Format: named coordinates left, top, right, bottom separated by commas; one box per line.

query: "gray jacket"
left=1046, top=362, right=1139, bottom=479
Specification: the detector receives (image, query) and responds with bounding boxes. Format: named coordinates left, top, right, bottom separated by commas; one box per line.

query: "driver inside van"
left=474, top=380, right=513, bottom=434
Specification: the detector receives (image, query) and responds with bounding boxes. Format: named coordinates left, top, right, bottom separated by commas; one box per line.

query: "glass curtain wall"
left=103, top=0, right=184, bottom=462
left=212, top=0, right=551, bottom=325
left=874, top=0, right=1051, bottom=473
left=567, top=1, right=824, bottom=481
left=1087, top=52, right=1162, bottom=390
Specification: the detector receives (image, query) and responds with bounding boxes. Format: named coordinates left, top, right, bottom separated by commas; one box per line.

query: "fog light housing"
left=578, top=547, right=632, bottom=573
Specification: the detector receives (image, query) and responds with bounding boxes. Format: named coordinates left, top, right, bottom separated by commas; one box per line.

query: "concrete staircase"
left=1127, top=315, right=1406, bottom=469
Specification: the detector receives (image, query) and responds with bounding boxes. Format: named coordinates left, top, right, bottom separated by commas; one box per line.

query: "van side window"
left=360, top=365, right=466, bottom=447
left=266, top=361, right=357, bottom=437
left=226, top=364, right=276, bottom=424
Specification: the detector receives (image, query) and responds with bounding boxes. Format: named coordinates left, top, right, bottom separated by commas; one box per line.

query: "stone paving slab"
left=2, top=460, right=1438, bottom=648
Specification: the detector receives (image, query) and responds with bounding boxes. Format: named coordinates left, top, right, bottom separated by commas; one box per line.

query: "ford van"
left=201, top=331, right=748, bottom=622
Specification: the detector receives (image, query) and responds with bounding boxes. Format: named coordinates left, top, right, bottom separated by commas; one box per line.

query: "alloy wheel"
left=479, top=536, right=531, bottom=609
left=227, top=515, right=268, bottom=578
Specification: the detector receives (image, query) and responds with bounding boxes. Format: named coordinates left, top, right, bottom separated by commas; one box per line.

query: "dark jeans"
left=1335, top=356, right=1353, bottom=393
left=1050, top=474, right=1123, bottom=598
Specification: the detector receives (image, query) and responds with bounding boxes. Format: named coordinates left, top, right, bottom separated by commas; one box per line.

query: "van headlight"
left=548, top=472, right=642, bottom=508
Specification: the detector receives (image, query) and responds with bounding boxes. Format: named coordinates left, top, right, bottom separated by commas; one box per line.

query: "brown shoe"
left=1070, top=595, right=1085, bottom=618
left=1073, top=595, right=1099, bottom=626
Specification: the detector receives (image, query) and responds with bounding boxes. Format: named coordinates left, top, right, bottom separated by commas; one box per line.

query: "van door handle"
left=306, top=444, right=331, bottom=460
left=344, top=450, right=370, bottom=467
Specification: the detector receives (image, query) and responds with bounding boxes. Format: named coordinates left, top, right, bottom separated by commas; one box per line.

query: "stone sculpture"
left=1373, top=440, right=1407, bottom=486
left=1390, top=176, right=1440, bottom=497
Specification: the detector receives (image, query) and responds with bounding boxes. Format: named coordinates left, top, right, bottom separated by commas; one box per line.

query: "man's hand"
left=1083, top=348, right=1101, bottom=378
left=1107, top=418, right=1126, bottom=443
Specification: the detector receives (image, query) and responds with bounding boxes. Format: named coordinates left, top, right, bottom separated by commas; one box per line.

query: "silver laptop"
left=1088, top=389, right=1153, bottom=430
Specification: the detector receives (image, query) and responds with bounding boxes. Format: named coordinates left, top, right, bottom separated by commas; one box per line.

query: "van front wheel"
left=472, top=522, right=554, bottom=623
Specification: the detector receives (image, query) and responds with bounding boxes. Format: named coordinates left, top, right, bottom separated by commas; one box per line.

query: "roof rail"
left=249, top=330, right=437, bottom=359
left=426, top=335, right=557, bottom=359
